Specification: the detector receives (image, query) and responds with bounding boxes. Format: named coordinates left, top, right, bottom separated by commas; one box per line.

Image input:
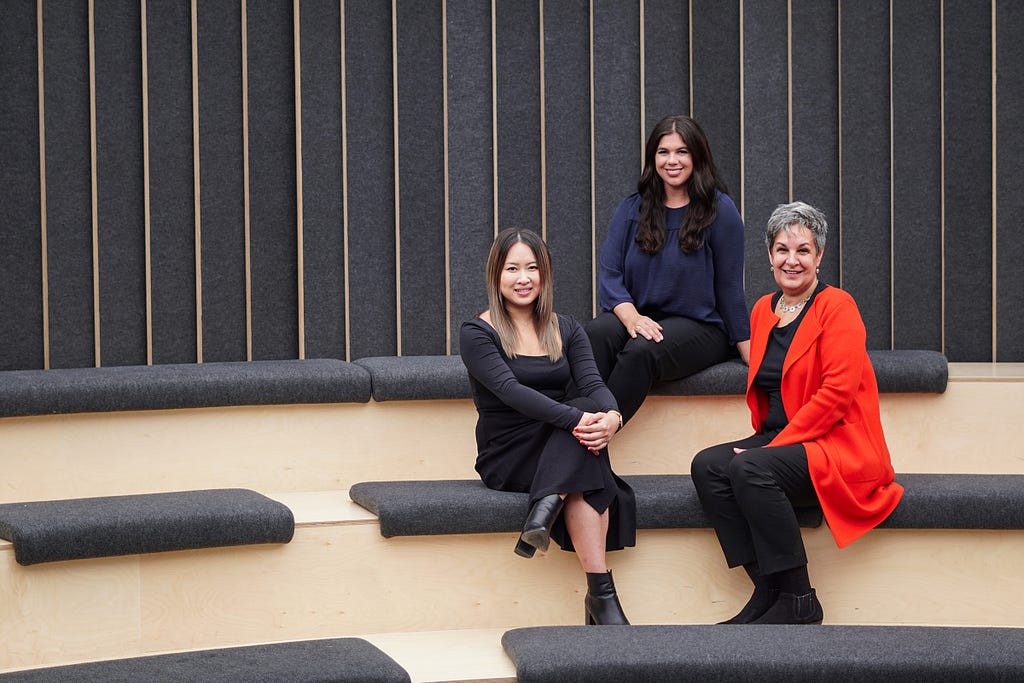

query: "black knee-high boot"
left=584, top=571, right=630, bottom=625
left=515, top=494, right=564, bottom=557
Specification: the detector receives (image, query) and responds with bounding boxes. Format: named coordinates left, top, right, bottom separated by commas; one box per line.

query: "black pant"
left=690, top=433, right=818, bottom=574
left=585, top=311, right=731, bottom=422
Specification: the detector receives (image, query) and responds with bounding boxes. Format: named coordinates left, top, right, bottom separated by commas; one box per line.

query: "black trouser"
left=585, top=311, right=731, bottom=423
left=690, top=433, right=818, bottom=574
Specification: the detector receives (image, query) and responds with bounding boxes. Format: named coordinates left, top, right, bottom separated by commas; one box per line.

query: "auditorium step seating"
left=1, top=359, right=1022, bottom=678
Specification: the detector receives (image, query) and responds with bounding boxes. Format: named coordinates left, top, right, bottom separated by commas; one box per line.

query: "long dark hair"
left=636, top=115, right=728, bottom=254
left=485, top=228, right=562, bottom=361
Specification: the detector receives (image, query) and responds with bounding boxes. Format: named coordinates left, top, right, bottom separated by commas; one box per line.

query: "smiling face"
left=499, top=241, right=541, bottom=312
left=654, top=131, right=693, bottom=201
left=770, top=224, right=824, bottom=299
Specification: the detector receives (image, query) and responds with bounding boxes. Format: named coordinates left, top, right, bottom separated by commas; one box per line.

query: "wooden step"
left=1, top=366, right=1022, bottom=505
left=3, top=490, right=1023, bottom=671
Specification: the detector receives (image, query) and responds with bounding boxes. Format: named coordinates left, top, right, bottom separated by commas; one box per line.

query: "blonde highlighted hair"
left=485, top=228, right=562, bottom=361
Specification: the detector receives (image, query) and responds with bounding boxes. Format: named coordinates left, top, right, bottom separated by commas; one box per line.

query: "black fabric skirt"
left=475, top=397, right=636, bottom=552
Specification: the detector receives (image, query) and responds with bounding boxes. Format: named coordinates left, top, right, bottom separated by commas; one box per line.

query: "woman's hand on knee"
left=573, top=412, right=618, bottom=453
left=629, top=315, right=663, bottom=342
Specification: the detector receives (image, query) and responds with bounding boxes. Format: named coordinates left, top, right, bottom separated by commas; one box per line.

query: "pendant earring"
left=816, top=267, right=820, bottom=274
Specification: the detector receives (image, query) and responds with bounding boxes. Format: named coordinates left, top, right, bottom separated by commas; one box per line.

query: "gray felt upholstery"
left=0, top=489, right=295, bottom=566
left=0, top=638, right=410, bottom=682
left=352, top=350, right=947, bottom=402
left=501, top=625, right=1024, bottom=682
left=0, top=359, right=371, bottom=418
left=348, top=475, right=823, bottom=538
left=350, top=473, right=1024, bottom=538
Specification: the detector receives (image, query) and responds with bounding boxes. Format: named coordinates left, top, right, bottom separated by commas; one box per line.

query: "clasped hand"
left=572, top=411, right=618, bottom=454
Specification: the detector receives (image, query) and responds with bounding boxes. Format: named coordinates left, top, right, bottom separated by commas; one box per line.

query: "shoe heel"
left=514, top=537, right=536, bottom=558
left=585, top=610, right=595, bottom=626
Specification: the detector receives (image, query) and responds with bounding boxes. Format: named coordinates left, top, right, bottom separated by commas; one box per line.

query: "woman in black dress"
left=460, top=228, right=636, bottom=626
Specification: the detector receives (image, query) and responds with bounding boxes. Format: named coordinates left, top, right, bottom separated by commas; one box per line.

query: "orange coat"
left=747, top=286, right=903, bottom=548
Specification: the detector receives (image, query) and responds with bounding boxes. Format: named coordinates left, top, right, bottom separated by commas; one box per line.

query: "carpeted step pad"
left=0, top=638, right=410, bottom=682
left=502, top=625, right=1024, bottom=682
left=0, top=488, right=295, bottom=566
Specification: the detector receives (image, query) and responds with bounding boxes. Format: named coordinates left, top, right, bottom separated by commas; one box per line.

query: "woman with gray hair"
left=689, top=201, right=903, bottom=625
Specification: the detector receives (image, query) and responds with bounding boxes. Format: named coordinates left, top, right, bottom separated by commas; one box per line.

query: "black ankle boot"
left=516, top=494, right=564, bottom=555
left=584, top=571, right=630, bottom=625
left=717, top=587, right=780, bottom=624
left=750, top=589, right=824, bottom=625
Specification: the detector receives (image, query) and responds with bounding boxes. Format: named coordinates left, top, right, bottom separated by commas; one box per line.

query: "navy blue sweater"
left=597, top=192, right=750, bottom=344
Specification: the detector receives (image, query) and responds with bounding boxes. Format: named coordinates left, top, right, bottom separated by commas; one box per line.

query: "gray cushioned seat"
left=0, top=489, right=295, bottom=565
left=0, top=359, right=372, bottom=418
left=350, top=473, right=1024, bottom=538
left=0, top=638, right=410, bottom=682
left=501, top=625, right=1024, bottom=682
left=353, top=350, right=947, bottom=402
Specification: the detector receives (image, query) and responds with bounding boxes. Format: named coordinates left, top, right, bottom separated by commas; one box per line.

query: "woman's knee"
left=567, top=396, right=601, bottom=413
left=690, top=444, right=732, bottom=485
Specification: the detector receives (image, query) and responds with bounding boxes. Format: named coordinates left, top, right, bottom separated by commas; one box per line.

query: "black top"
left=755, top=282, right=828, bottom=431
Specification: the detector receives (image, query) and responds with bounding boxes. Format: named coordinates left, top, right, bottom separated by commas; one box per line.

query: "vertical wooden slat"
left=38, top=0, right=50, bottom=369
left=295, top=0, right=305, bottom=359
left=89, top=0, right=101, bottom=367
left=141, top=0, right=153, bottom=365
left=242, top=0, right=253, bottom=361
left=191, top=0, right=202, bottom=363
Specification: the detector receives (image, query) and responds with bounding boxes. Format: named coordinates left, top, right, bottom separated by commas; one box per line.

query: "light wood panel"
left=3, top=519, right=1023, bottom=672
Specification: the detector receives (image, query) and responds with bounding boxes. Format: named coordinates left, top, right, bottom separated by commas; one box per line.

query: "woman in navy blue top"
left=586, top=115, right=750, bottom=424
left=460, top=228, right=635, bottom=626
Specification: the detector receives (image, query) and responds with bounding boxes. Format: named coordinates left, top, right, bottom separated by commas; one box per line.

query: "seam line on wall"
left=37, top=0, right=50, bottom=369
left=141, top=0, right=153, bottom=365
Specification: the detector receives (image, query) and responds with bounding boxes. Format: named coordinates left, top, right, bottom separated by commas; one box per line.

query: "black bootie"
left=584, top=571, right=630, bottom=625
left=717, top=587, right=780, bottom=624
left=515, top=494, right=564, bottom=557
left=751, top=589, right=824, bottom=625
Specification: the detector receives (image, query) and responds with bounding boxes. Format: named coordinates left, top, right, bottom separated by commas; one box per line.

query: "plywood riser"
left=2, top=521, right=1021, bottom=672
left=1, top=380, right=1021, bottom=504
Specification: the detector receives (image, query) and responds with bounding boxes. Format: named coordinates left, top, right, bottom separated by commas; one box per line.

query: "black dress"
left=459, top=314, right=637, bottom=552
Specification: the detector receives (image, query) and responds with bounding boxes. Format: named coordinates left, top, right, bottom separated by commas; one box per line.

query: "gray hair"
left=764, top=201, right=828, bottom=252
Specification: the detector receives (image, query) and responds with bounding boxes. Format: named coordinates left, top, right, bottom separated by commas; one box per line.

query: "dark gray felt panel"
left=247, top=0, right=298, bottom=360
left=741, top=0, right=789, bottom=302
left=996, top=3, right=1024, bottom=362
left=592, top=1, right=641, bottom=261
left=299, top=0, right=346, bottom=361
left=838, top=0, right=891, bottom=349
left=892, top=1, right=942, bottom=352
left=690, top=0, right=741, bottom=197
left=791, top=0, right=840, bottom=289
left=344, top=0, right=397, bottom=359
left=396, top=0, right=447, bottom=356
left=94, top=1, right=147, bottom=367
left=0, top=1, right=44, bottom=371
left=197, top=2, right=248, bottom=362
left=445, top=0, right=494, bottom=354
left=543, top=0, right=593, bottom=322
left=495, top=1, right=542, bottom=234
left=943, top=2, right=993, bottom=362
left=643, top=0, right=689, bottom=132
left=146, top=0, right=198, bottom=365
left=42, top=3, right=96, bottom=369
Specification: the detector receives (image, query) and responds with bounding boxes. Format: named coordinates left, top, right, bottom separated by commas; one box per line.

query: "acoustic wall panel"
left=246, top=0, right=298, bottom=360
left=445, top=0, right=494, bottom=352
left=892, top=0, right=942, bottom=352
left=643, top=0, right=690, bottom=132
left=742, top=0, right=789, bottom=303
left=299, top=0, right=346, bottom=361
left=41, top=2, right=95, bottom=369
left=344, top=0, right=396, bottom=359
left=94, top=0, right=148, bottom=366
left=690, top=0, right=741, bottom=200
left=197, top=2, right=247, bottom=363
left=494, top=0, right=542, bottom=235
left=791, top=0, right=840, bottom=289
left=838, top=0, right=891, bottom=349
left=592, top=0, right=641, bottom=270
left=543, top=0, right=592, bottom=322
left=996, top=1, right=1024, bottom=362
left=146, top=0, right=198, bottom=364
left=396, top=0, right=447, bottom=356
left=0, top=1, right=44, bottom=370
left=943, top=1, right=993, bottom=362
